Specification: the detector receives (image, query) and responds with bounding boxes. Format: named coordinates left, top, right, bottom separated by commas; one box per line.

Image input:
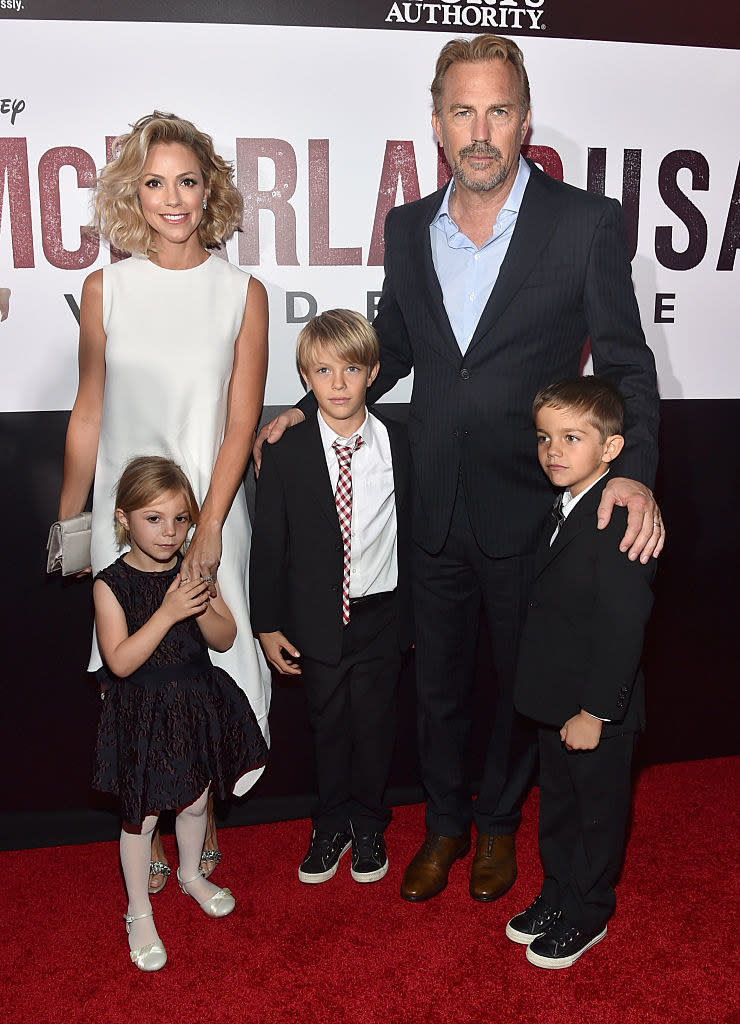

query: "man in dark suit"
left=255, top=34, right=662, bottom=904
left=250, top=310, right=412, bottom=887
left=507, top=377, right=654, bottom=969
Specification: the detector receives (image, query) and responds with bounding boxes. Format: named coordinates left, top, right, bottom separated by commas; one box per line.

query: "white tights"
left=120, top=786, right=223, bottom=951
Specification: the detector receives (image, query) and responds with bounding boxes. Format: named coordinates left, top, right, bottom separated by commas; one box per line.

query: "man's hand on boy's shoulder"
left=253, top=409, right=306, bottom=474
left=560, top=710, right=603, bottom=751
left=597, top=476, right=665, bottom=564
left=258, top=630, right=302, bottom=675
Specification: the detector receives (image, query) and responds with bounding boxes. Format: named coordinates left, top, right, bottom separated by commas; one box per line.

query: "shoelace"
left=546, top=920, right=581, bottom=947
left=312, top=832, right=347, bottom=854
left=354, top=834, right=383, bottom=858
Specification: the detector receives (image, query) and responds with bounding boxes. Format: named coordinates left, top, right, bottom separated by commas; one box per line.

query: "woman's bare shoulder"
left=81, top=267, right=104, bottom=298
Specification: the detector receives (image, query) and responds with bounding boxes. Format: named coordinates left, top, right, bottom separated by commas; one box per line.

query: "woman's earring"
left=202, top=199, right=207, bottom=211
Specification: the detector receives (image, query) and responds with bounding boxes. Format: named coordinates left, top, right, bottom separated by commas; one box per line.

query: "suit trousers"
left=300, top=592, right=401, bottom=834
left=538, top=726, right=636, bottom=932
left=413, top=480, right=537, bottom=836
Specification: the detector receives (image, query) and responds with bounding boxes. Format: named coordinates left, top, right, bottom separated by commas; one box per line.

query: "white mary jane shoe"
left=177, top=868, right=236, bottom=918
left=124, top=911, right=167, bottom=972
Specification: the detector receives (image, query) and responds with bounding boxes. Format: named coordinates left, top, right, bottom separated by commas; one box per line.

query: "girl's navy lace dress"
left=92, top=557, right=268, bottom=825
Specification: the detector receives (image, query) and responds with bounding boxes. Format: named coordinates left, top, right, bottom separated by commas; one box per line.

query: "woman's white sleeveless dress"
left=90, top=254, right=270, bottom=790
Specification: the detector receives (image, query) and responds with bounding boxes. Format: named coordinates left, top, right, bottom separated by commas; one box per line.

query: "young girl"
left=92, top=456, right=268, bottom=972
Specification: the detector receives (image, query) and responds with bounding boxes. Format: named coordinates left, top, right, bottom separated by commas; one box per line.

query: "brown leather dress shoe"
left=401, top=831, right=471, bottom=902
left=469, top=833, right=517, bottom=902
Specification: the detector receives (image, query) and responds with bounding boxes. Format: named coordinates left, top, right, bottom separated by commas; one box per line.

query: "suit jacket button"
left=460, top=368, right=470, bottom=380
left=452, top=429, right=459, bottom=438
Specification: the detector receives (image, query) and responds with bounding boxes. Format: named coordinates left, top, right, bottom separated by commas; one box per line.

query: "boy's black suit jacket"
left=249, top=408, right=412, bottom=666
left=515, top=475, right=655, bottom=732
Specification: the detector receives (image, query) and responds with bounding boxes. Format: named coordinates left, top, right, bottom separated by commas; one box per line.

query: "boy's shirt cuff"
left=582, top=708, right=611, bottom=722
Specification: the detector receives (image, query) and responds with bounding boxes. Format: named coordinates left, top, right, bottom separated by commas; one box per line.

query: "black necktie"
left=550, top=494, right=565, bottom=531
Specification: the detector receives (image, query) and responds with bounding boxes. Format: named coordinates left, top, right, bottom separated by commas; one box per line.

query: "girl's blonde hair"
left=91, top=111, right=243, bottom=256
left=114, top=456, right=199, bottom=548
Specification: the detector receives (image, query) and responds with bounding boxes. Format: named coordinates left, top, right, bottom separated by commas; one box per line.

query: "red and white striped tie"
left=333, top=435, right=363, bottom=625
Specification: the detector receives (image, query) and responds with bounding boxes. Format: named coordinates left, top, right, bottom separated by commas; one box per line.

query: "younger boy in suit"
left=250, top=310, right=412, bottom=885
left=507, top=377, right=656, bottom=969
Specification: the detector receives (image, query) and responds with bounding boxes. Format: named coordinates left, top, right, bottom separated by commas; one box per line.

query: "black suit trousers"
left=538, top=727, right=636, bottom=932
left=300, top=593, right=401, bottom=834
left=412, top=481, right=537, bottom=836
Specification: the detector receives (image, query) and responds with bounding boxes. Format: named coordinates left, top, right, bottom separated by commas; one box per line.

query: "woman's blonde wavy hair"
left=91, top=111, right=243, bottom=256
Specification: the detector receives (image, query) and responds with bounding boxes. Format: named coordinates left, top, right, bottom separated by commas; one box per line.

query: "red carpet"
left=3, top=757, right=738, bottom=1024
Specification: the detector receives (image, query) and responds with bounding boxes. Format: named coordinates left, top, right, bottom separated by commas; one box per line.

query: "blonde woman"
left=59, top=112, right=270, bottom=890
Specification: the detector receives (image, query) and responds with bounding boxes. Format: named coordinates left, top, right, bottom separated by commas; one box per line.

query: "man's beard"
left=452, top=143, right=511, bottom=192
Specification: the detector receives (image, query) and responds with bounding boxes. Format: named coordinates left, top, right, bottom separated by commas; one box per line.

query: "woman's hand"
left=181, top=523, right=222, bottom=598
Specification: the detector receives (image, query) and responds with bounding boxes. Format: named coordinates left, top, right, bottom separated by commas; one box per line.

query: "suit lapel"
left=468, top=162, right=565, bottom=354
left=411, top=188, right=464, bottom=363
left=536, top=479, right=607, bottom=576
left=297, top=413, right=343, bottom=529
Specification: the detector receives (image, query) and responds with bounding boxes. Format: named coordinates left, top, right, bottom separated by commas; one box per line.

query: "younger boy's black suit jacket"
left=249, top=409, right=412, bottom=666
left=515, top=475, right=655, bottom=733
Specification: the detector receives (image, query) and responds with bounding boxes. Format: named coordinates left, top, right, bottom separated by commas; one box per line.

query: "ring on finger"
left=202, top=574, right=213, bottom=583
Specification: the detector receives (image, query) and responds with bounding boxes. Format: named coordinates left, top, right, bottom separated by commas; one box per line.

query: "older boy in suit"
left=508, top=377, right=655, bottom=969
left=250, top=310, right=412, bottom=885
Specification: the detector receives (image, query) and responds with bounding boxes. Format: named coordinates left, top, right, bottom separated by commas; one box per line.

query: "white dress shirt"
left=549, top=470, right=610, bottom=546
left=317, top=409, right=398, bottom=598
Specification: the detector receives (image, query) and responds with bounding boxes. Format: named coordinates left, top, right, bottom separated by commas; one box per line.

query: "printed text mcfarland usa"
left=1, top=137, right=736, bottom=277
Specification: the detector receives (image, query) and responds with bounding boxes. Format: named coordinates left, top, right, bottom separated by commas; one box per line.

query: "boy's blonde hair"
left=114, top=456, right=199, bottom=547
left=91, top=111, right=243, bottom=256
left=532, top=377, right=625, bottom=442
left=296, top=309, right=379, bottom=376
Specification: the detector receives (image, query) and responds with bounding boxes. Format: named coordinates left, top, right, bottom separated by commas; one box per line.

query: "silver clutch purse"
left=46, top=512, right=92, bottom=575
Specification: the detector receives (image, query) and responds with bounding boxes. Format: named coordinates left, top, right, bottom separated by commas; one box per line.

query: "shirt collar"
left=561, top=469, right=610, bottom=518
left=431, top=154, right=531, bottom=230
left=317, top=407, right=373, bottom=455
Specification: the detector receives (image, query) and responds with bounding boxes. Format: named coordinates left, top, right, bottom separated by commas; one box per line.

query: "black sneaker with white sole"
left=525, top=918, right=607, bottom=969
left=298, top=829, right=352, bottom=884
left=505, top=894, right=561, bottom=944
left=350, top=830, right=389, bottom=883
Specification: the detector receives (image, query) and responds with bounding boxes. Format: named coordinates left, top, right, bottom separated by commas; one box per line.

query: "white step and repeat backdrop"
left=1, top=21, right=737, bottom=412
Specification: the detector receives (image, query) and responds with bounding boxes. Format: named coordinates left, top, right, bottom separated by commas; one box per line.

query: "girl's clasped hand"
left=164, top=574, right=212, bottom=621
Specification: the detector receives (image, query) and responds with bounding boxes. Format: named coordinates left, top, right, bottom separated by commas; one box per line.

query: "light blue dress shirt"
left=430, top=156, right=531, bottom=354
